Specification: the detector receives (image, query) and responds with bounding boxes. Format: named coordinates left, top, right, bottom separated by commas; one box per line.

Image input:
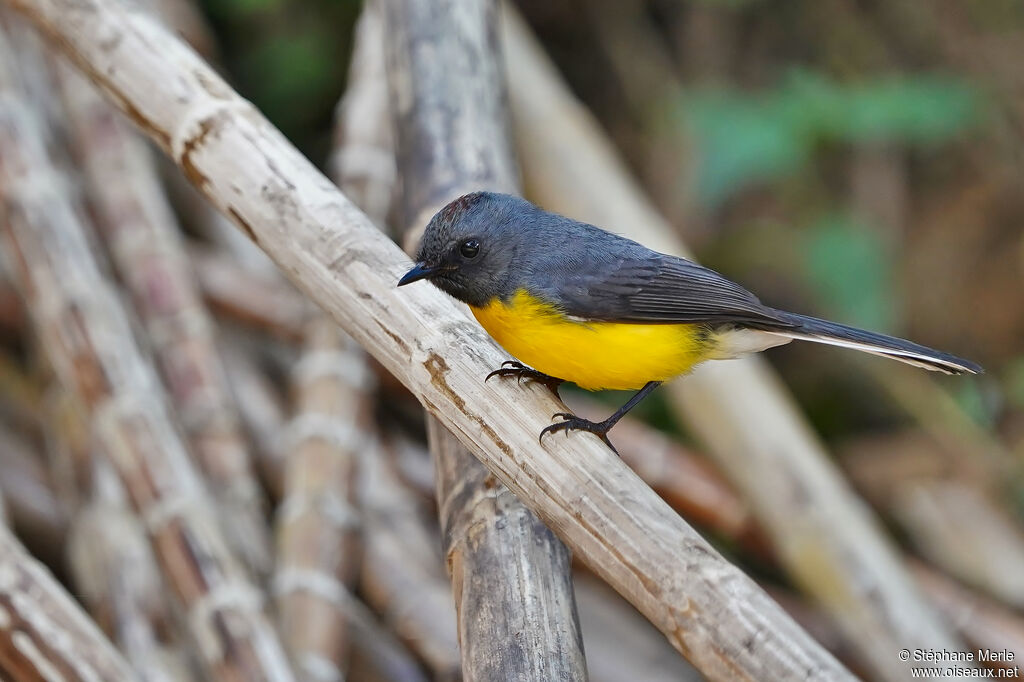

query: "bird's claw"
left=538, top=413, right=618, bottom=455
left=485, top=360, right=564, bottom=396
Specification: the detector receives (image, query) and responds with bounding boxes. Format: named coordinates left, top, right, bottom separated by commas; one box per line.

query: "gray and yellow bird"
left=399, top=192, right=981, bottom=449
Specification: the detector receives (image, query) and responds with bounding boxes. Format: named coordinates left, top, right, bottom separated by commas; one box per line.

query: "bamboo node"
left=272, top=567, right=350, bottom=607
left=277, top=413, right=365, bottom=454
left=276, top=490, right=360, bottom=530
left=292, top=348, right=374, bottom=390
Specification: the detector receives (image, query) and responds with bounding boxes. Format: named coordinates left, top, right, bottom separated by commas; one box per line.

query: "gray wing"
left=550, top=251, right=795, bottom=328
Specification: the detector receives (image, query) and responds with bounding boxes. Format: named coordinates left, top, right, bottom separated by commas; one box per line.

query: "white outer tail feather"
left=761, top=330, right=973, bottom=375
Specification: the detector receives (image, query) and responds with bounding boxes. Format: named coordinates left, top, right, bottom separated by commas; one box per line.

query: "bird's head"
left=398, top=191, right=532, bottom=307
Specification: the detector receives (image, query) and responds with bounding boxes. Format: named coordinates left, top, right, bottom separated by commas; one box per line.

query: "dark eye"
left=460, top=239, right=480, bottom=258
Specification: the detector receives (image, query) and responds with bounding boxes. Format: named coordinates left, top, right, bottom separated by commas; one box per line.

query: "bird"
left=398, top=191, right=982, bottom=451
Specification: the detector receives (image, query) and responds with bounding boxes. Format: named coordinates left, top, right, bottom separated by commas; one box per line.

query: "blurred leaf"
left=243, top=31, right=335, bottom=128
left=803, top=213, right=895, bottom=332
left=681, top=70, right=979, bottom=205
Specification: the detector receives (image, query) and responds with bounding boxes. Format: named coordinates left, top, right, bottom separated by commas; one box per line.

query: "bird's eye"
left=460, top=239, right=480, bottom=258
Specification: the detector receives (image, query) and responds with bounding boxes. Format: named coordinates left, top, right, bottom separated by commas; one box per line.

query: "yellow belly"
left=470, top=289, right=710, bottom=391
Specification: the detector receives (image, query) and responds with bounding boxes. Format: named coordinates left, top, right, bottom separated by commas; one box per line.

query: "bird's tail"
left=760, top=312, right=983, bottom=375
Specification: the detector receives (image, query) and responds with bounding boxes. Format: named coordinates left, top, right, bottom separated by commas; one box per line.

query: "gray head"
left=398, top=192, right=542, bottom=307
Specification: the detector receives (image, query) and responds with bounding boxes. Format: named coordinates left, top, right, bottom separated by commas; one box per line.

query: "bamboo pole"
left=381, top=1, right=587, bottom=679
left=66, top=464, right=192, bottom=682
left=221, top=349, right=287, bottom=500
left=190, top=245, right=308, bottom=344
left=358, top=438, right=460, bottom=680
left=44, top=385, right=189, bottom=682
left=56, top=61, right=272, bottom=580
left=912, top=562, right=1024, bottom=676
left=0, top=19, right=294, bottom=682
left=273, top=320, right=366, bottom=681
left=0, top=522, right=140, bottom=682
left=272, top=8, right=398, bottom=677
left=0, top=423, right=66, bottom=569
left=2, top=0, right=854, bottom=676
left=501, top=7, right=968, bottom=680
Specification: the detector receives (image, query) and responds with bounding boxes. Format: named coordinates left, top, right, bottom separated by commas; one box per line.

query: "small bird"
left=398, top=192, right=981, bottom=450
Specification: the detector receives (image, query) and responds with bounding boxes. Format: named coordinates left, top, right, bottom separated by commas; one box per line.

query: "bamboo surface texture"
left=0, top=18, right=295, bottom=682
left=1, top=0, right=856, bottom=677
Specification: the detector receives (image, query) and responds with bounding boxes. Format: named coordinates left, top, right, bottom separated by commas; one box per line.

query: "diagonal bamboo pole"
left=2, top=0, right=853, bottom=677
left=381, top=0, right=587, bottom=678
left=0, top=18, right=294, bottom=682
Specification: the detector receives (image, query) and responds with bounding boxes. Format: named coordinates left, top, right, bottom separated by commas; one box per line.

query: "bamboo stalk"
left=56, top=61, right=272, bottom=580
left=67, top=464, right=192, bottom=682
left=382, top=1, right=587, bottom=679
left=574, top=575, right=702, bottom=682
left=44, top=383, right=188, bottom=682
left=0, top=20, right=294, bottom=682
left=841, top=430, right=1024, bottom=609
left=0, top=423, right=66, bottom=569
left=4, top=0, right=855, bottom=676
left=273, top=319, right=366, bottom=681
left=272, top=8, right=396, bottom=677
left=190, top=245, right=308, bottom=345
left=566, top=395, right=766, bottom=553
left=0, top=522, right=139, bottom=682
left=220, top=349, right=287, bottom=500
left=501, top=7, right=968, bottom=680
left=358, top=438, right=460, bottom=680
left=912, top=562, right=1024, bottom=676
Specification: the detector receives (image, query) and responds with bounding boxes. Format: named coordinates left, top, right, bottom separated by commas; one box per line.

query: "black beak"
left=397, top=262, right=439, bottom=287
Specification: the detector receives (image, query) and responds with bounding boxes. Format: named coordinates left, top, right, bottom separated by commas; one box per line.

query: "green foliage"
left=802, top=213, right=895, bottom=332
left=682, top=70, right=979, bottom=206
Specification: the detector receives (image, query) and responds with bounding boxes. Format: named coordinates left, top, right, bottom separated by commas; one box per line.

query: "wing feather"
left=552, top=253, right=793, bottom=328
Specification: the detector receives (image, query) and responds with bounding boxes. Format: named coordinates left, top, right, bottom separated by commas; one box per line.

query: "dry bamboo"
left=501, top=7, right=967, bottom=680
left=190, top=245, right=308, bottom=344
left=359, top=438, right=460, bottom=680
left=841, top=431, right=1024, bottom=609
left=273, top=319, right=366, bottom=681
left=220, top=349, right=287, bottom=500
left=566, top=395, right=766, bottom=552
left=67, top=464, right=192, bottom=682
left=343, top=596, right=430, bottom=682
left=0, top=522, right=139, bottom=682
left=0, top=20, right=294, bottom=682
left=273, top=8, right=397, bottom=677
left=574, top=575, right=702, bottom=682
left=56, top=62, right=272, bottom=579
left=912, top=562, right=1024, bottom=676
left=4, top=0, right=854, bottom=676
left=0, top=423, right=66, bottom=568
left=44, top=383, right=188, bottom=682
left=382, top=1, right=587, bottom=679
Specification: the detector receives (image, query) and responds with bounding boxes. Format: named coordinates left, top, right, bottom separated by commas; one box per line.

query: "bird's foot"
left=486, top=360, right=564, bottom=397
left=539, top=413, right=618, bottom=455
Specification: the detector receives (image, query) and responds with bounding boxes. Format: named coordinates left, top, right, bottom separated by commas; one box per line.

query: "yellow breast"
left=470, top=289, right=710, bottom=391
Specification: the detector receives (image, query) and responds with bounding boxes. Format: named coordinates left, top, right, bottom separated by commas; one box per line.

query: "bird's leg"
left=540, top=381, right=662, bottom=455
left=486, top=360, right=565, bottom=398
